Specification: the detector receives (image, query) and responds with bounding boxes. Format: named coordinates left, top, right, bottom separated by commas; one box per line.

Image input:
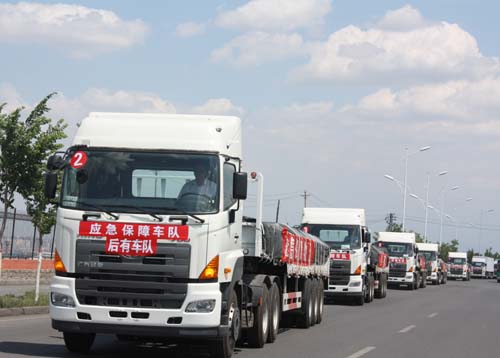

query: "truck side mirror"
left=44, top=172, right=58, bottom=199
left=47, top=154, right=65, bottom=170
left=363, top=231, right=371, bottom=243
left=233, top=172, right=248, bottom=200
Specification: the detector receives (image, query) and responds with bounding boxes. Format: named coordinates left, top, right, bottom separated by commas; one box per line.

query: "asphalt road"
left=1, top=279, right=499, bottom=358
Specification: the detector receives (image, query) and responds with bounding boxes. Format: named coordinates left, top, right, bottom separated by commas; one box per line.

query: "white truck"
left=471, top=256, right=495, bottom=279
left=377, top=232, right=425, bottom=290
left=447, top=252, right=470, bottom=281
left=417, top=243, right=443, bottom=285
left=301, top=208, right=389, bottom=305
left=44, top=112, right=330, bottom=358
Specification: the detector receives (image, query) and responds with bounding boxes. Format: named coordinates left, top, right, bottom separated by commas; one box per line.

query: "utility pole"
left=385, top=213, right=397, bottom=231
left=275, top=200, right=280, bottom=222
left=301, top=190, right=311, bottom=208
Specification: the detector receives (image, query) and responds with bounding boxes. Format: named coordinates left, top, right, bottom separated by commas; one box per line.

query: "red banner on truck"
left=281, top=228, right=316, bottom=266
left=79, top=221, right=189, bottom=256
left=331, top=252, right=350, bottom=261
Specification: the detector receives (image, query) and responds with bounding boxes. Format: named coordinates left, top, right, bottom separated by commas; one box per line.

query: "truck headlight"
left=185, top=299, right=216, bottom=313
left=349, top=281, right=361, bottom=287
left=51, top=292, right=75, bottom=307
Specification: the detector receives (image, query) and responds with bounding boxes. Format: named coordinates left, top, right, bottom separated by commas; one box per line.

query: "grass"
left=0, top=290, right=49, bottom=308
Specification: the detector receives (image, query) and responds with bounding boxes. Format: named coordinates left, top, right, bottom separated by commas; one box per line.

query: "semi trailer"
left=301, top=208, right=389, bottom=305
left=447, top=252, right=470, bottom=280
left=44, top=112, right=330, bottom=358
left=377, top=232, right=425, bottom=290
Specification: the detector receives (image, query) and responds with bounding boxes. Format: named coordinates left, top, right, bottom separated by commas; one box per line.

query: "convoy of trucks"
left=44, top=113, right=330, bottom=357
left=448, top=252, right=470, bottom=281
left=42, top=111, right=498, bottom=356
left=301, top=208, right=389, bottom=305
left=471, top=256, right=495, bottom=279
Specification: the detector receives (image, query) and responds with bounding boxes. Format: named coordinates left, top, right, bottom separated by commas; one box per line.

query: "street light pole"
left=401, top=145, right=431, bottom=231
left=479, top=209, right=494, bottom=254
left=439, top=186, right=459, bottom=247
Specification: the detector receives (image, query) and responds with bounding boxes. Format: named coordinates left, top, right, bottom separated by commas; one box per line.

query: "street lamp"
left=439, top=185, right=459, bottom=247
left=402, top=146, right=431, bottom=231
left=479, top=209, right=495, bottom=254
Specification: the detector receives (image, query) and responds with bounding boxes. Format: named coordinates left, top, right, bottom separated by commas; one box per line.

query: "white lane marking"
left=0, top=315, right=48, bottom=323
left=344, top=346, right=376, bottom=358
left=428, top=312, right=438, bottom=318
left=398, top=325, right=416, bottom=333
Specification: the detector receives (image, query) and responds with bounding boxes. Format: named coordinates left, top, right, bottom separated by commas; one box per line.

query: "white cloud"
left=211, top=32, right=306, bottom=67
left=192, top=98, right=244, bottom=116
left=175, top=21, right=206, bottom=37
left=215, top=0, right=331, bottom=32
left=294, top=7, right=500, bottom=84
left=0, top=2, right=149, bottom=58
left=376, top=5, right=427, bottom=31
left=0, top=83, right=27, bottom=112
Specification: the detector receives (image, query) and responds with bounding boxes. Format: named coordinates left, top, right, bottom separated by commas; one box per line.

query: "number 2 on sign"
left=70, top=151, right=87, bottom=169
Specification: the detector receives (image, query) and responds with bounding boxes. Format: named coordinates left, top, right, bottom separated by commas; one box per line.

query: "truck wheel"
left=63, top=332, right=95, bottom=353
left=437, top=274, right=441, bottom=285
left=442, top=274, right=447, bottom=284
left=415, top=273, right=420, bottom=290
left=211, top=290, right=240, bottom=358
left=316, top=279, right=324, bottom=324
left=381, top=276, right=388, bottom=298
left=310, top=281, right=318, bottom=326
left=365, top=277, right=374, bottom=303
left=297, top=279, right=313, bottom=328
left=421, top=275, right=427, bottom=288
left=267, top=283, right=280, bottom=343
left=247, top=285, right=269, bottom=348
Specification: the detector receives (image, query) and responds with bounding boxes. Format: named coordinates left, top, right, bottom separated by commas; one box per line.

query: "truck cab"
left=377, top=232, right=420, bottom=290
left=471, top=256, right=495, bottom=279
left=417, top=243, right=441, bottom=285
left=448, top=252, right=470, bottom=280
left=301, top=208, right=381, bottom=305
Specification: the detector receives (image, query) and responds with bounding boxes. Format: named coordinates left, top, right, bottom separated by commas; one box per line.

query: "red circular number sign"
left=70, top=151, right=88, bottom=169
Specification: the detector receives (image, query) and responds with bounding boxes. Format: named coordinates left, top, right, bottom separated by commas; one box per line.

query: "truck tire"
left=437, top=273, right=441, bottom=285
left=316, top=279, right=324, bottom=324
left=63, top=332, right=95, bottom=354
left=415, top=273, right=420, bottom=290
left=442, top=274, right=447, bottom=284
left=381, top=275, right=388, bottom=298
left=365, top=276, right=374, bottom=303
left=247, top=285, right=269, bottom=348
left=421, top=274, right=427, bottom=288
left=310, top=282, right=318, bottom=326
left=267, top=283, right=280, bottom=343
left=211, top=289, right=240, bottom=358
left=297, top=278, right=313, bottom=328
left=375, top=275, right=387, bottom=298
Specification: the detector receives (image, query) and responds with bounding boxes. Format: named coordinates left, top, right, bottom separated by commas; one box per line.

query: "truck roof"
left=73, top=112, right=242, bottom=157
left=301, top=208, right=366, bottom=226
left=377, top=231, right=416, bottom=244
left=416, top=242, right=438, bottom=252
left=472, top=256, right=494, bottom=262
left=449, top=252, right=467, bottom=259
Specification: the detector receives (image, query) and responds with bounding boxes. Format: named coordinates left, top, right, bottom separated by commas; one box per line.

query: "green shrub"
left=0, top=290, right=49, bottom=308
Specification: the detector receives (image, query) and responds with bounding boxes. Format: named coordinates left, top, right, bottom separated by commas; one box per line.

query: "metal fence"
left=0, top=209, right=56, bottom=258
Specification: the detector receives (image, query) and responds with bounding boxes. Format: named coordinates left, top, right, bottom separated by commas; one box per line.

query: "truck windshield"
left=421, top=251, right=437, bottom=261
left=378, top=242, right=413, bottom=257
left=472, top=262, right=485, bottom=267
left=304, top=224, right=361, bottom=250
left=449, top=258, right=466, bottom=264
left=61, top=149, right=220, bottom=215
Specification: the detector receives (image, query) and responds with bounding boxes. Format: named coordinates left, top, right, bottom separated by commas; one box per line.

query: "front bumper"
left=388, top=274, right=413, bottom=284
left=50, top=276, right=224, bottom=338
left=426, top=272, right=438, bottom=281
left=325, top=276, right=363, bottom=297
left=448, top=272, right=468, bottom=279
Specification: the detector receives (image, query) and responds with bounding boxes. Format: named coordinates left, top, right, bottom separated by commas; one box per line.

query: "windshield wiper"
left=78, top=201, right=119, bottom=220
left=105, top=204, right=163, bottom=222
left=166, top=208, right=205, bottom=224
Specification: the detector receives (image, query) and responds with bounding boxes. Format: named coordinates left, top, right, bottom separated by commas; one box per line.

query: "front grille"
left=329, top=275, right=350, bottom=286
left=450, top=268, right=463, bottom=275
left=330, top=260, right=351, bottom=275
left=389, top=262, right=406, bottom=278
left=75, top=240, right=190, bottom=309
left=473, top=268, right=482, bottom=274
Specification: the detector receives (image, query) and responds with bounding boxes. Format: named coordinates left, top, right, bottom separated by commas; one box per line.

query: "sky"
left=1, top=0, right=500, bottom=252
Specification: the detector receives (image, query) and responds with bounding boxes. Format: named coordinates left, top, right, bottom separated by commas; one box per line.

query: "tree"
left=0, top=94, right=66, bottom=282
left=484, top=247, right=494, bottom=258
left=438, top=239, right=459, bottom=261
left=20, top=95, right=67, bottom=301
left=467, top=248, right=476, bottom=263
left=0, top=105, right=30, bottom=278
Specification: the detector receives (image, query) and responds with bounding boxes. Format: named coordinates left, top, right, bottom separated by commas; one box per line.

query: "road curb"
left=0, top=306, right=49, bottom=317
